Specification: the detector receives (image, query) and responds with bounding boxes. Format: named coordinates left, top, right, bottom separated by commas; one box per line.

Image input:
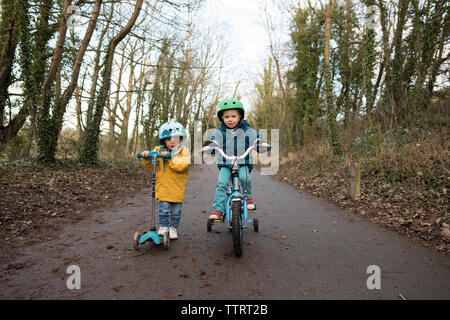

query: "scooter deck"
left=139, top=230, right=163, bottom=245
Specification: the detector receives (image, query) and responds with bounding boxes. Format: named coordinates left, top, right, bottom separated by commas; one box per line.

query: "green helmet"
left=217, top=98, right=245, bottom=121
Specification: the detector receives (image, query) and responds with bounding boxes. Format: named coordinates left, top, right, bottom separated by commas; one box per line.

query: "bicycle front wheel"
left=231, top=200, right=243, bottom=257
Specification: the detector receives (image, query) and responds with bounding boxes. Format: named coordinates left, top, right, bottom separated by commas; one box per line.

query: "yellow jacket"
left=142, top=146, right=190, bottom=203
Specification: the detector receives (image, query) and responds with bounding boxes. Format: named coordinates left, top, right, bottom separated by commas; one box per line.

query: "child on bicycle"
left=202, top=98, right=271, bottom=220
left=141, top=120, right=190, bottom=240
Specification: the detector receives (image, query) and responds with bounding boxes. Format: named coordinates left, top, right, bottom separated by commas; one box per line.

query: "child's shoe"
left=169, top=227, right=178, bottom=240
left=209, top=209, right=224, bottom=220
left=247, top=198, right=256, bottom=210
left=158, top=226, right=168, bottom=236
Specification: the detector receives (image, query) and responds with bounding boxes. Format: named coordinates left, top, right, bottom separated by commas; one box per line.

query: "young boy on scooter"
left=202, top=98, right=271, bottom=220
left=141, top=120, right=190, bottom=240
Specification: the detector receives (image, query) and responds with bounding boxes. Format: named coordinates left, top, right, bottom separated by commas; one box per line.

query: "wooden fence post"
left=351, top=163, right=361, bottom=200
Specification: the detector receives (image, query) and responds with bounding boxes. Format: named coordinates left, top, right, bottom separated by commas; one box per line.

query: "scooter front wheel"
left=163, top=231, right=170, bottom=250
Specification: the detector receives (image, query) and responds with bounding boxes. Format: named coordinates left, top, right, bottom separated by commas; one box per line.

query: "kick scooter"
left=133, top=152, right=169, bottom=250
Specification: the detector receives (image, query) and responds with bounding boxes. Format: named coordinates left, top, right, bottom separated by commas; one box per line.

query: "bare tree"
left=263, top=3, right=294, bottom=146
left=79, top=0, right=144, bottom=164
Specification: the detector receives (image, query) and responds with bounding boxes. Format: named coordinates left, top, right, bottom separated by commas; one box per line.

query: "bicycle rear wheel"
left=231, top=200, right=243, bottom=257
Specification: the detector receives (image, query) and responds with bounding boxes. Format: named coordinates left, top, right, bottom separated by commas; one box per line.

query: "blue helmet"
left=158, top=119, right=187, bottom=145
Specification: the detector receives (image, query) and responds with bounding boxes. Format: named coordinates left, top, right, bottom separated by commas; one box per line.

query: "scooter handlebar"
left=136, top=152, right=165, bottom=159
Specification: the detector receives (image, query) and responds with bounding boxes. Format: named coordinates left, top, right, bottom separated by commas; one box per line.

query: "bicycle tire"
left=207, top=219, right=212, bottom=232
left=253, top=218, right=259, bottom=232
left=231, top=200, right=243, bottom=257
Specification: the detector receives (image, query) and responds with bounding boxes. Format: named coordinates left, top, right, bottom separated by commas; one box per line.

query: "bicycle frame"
left=225, top=165, right=249, bottom=230
left=205, top=139, right=260, bottom=229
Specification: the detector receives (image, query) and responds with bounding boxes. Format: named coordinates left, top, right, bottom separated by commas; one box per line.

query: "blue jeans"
left=213, top=166, right=252, bottom=213
left=158, top=201, right=183, bottom=228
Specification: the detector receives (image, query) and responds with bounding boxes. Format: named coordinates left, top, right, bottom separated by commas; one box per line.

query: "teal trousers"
left=213, top=166, right=252, bottom=212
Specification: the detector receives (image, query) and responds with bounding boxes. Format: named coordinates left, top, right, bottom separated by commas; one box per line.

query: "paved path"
left=1, top=165, right=449, bottom=299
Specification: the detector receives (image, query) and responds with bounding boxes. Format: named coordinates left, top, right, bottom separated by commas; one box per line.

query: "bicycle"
left=203, top=138, right=267, bottom=257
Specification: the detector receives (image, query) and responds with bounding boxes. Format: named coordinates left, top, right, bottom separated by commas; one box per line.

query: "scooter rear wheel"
left=133, top=231, right=141, bottom=250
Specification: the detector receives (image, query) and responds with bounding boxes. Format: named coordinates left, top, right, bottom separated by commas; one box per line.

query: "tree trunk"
left=324, top=0, right=341, bottom=155
left=131, top=71, right=145, bottom=156
left=28, top=0, right=54, bottom=141
left=75, top=84, right=83, bottom=136
left=0, top=0, right=19, bottom=142
left=272, top=52, right=294, bottom=147
left=389, top=0, right=408, bottom=123
left=362, top=0, right=376, bottom=115
left=0, top=0, right=18, bottom=106
left=425, top=0, right=448, bottom=97
left=107, top=42, right=128, bottom=146
left=36, top=0, right=72, bottom=163
left=86, top=2, right=115, bottom=131
left=119, top=45, right=137, bottom=156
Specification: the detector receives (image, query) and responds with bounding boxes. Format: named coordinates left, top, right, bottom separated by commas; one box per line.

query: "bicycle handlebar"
left=202, top=138, right=265, bottom=161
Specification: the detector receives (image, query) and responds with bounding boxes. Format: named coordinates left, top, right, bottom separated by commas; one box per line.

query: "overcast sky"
left=196, top=0, right=289, bottom=109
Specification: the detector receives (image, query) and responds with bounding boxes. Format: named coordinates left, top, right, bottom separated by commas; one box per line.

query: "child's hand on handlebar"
left=260, top=143, right=272, bottom=151
left=142, top=150, right=158, bottom=158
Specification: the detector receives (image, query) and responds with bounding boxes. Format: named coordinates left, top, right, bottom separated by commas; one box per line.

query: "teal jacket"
left=209, top=120, right=267, bottom=172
